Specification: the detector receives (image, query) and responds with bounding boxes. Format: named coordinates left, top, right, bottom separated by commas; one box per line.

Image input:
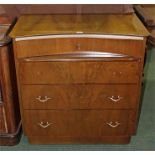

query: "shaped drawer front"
left=21, top=84, right=139, bottom=110
left=15, top=38, right=145, bottom=58
left=24, top=110, right=136, bottom=137
left=19, top=61, right=140, bottom=84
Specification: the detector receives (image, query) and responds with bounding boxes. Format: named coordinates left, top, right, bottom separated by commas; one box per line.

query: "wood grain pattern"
left=19, top=60, right=140, bottom=84
left=15, top=38, right=146, bottom=58
left=24, top=110, right=136, bottom=137
left=9, top=14, right=149, bottom=37
left=21, top=84, right=139, bottom=110
left=10, top=14, right=148, bottom=144
left=0, top=45, right=15, bottom=133
left=0, top=107, right=6, bottom=133
left=0, top=43, right=21, bottom=145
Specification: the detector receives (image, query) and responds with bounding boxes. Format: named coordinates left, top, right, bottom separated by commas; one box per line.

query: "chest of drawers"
left=10, top=14, right=149, bottom=144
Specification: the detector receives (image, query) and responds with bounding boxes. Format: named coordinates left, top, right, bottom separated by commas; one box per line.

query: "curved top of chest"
left=9, top=14, right=149, bottom=38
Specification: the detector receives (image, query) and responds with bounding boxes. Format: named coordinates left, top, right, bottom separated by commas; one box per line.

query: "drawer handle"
left=106, top=121, right=121, bottom=128
left=108, top=96, right=123, bottom=103
left=76, top=43, right=81, bottom=50
left=36, top=96, right=51, bottom=103
left=112, top=71, right=122, bottom=75
left=38, top=122, right=52, bottom=128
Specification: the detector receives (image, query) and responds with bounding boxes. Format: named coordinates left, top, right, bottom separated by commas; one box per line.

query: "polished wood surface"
left=24, top=110, right=136, bottom=137
left=21, top=84, right=138, bottom=110
left=0, top=44, right=21, bottom=146
left=9, top=14, right=149, bottom=38
left=0, top=108, right=6, bottom=133
left=15, top=38, right=146, bottom=58
left=20, top=61, right=140, bottom=84
left=10, top=14, right=148, bottom=144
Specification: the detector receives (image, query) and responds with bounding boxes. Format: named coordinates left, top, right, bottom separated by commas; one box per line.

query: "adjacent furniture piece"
left=10, top=14, right=149, bottom=144
left=134, top=5, right=155, bottom=46
left=0, top=4, right=134, bottom=17
left=0, top=16, right=21, bottom=146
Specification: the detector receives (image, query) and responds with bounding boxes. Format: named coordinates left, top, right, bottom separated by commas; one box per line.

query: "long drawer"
left=24, top=110, right=136, bottom=137
left=19, top=61, right=140, bottom=84
left=21, top=84, right=139, bottom=109
left=15, top=38, right=144, bottom=58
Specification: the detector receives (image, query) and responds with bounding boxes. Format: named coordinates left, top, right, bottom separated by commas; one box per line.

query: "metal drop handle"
left=36, top=96, right=51, bottom=103
left=38, top=122, right=52, bottom=128
left=106, top=121, right=120, bottom=128
left=108, top=95, right=123, bottom=103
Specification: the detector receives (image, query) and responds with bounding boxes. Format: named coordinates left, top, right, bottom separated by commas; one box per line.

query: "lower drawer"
left=24, top=110, right=136, bottom=137
left=21, top=84, right=139, bottom=109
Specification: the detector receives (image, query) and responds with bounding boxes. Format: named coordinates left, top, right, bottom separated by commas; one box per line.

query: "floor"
left=0, top=48, right=155, bottom=151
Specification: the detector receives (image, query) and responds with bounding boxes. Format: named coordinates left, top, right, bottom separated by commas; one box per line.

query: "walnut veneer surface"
left=0, top=17, right=21, bottom=146
left=10, top=14, right=149, bottom=144
left=10, top=14, right=149, bottom=37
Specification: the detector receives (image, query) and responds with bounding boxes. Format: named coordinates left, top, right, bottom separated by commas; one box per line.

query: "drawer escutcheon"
left=36, top=96, right=51, bottom=103
left=108, top=96, right=123, bottom=103
left=106, top=121, right=121, bottom=128
left=38, top=122, right=52, bottom=128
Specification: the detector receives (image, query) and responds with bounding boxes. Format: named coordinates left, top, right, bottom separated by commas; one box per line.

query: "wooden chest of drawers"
left=10, top=14, right=149, bottom=144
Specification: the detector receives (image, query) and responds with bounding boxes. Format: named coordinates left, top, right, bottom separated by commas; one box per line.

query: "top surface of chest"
left=9, top=14, right=149, bottom=38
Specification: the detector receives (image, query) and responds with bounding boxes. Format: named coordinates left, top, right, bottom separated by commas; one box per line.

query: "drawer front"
left=24, top=110, right=136, bottom=137
left=19, top=61, right=140, bottom=84
left=15, top=38, right=145, bottom=58
left=21, top=84, right=138, bottom=110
